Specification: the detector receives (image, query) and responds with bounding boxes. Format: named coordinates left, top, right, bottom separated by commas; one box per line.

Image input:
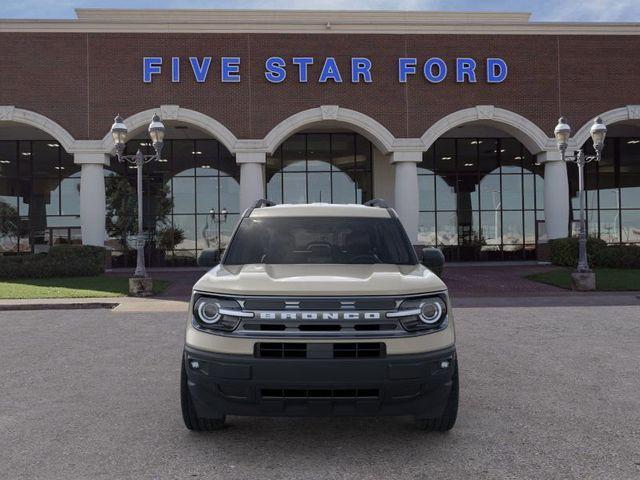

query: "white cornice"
left=0, top=9, right=639, bottom=35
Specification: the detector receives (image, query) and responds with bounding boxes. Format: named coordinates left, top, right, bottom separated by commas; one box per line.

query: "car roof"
left=249, top=203, right=392, bottom=218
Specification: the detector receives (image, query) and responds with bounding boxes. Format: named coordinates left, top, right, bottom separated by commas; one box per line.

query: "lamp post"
left=110, top=114, right=165, bottom=281
left=553, top=116, right=607, bottom=287
left=203, top=208, right=228, bottom=249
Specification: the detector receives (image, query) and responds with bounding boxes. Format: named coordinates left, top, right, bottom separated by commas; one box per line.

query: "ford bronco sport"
left=181, top=199, right=458, bottom=431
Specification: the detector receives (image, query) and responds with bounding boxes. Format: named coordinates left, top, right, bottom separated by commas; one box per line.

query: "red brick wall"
left=1, top=32, right=639, bottom=142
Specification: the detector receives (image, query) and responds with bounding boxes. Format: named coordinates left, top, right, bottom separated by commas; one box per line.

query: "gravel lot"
left=1, top=305, right=639, bottom=479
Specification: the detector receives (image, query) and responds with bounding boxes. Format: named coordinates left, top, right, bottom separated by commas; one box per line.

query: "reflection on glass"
left=621, top=211, right=640, bottom=243
left=172, top=177, right=195, bottom=214
left=479, top=175, right=501, bottom=212
left=267, top=173, right=283, bottom=203
left=266, top=133, right=372, bottom=206
left=419, top=175, right=435, bottom=211
left=502, top=211, right=523, bottom=247
left=524, top=211, right=536, bottom=244
left=307, top=134, right=331, bottom=171
left=437, top=212, right=457, bottom=245
left=283, top=173, right=306, bottom=203
left=599, top=210, right=620, bottom=243
left=282, top=135, right=305, bottom=172
left=195, top=177, right=219, bottom=214
left=501, top=175, right=523, bottom=210
left=308, top=172, right=332, bottom=202
left=435, top=176, right=456, bottom=210
left=418, top=211, right=436, bottom=245
left=332, top=171, right=356, bottom=204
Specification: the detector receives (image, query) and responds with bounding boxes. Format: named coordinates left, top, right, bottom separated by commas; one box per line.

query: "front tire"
left=181, top=361, right=226, bottom=431
left=415, top=361, right=459, bottom=432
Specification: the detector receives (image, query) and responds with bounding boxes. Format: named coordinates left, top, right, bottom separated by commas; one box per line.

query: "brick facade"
left=1, top=31, right=639, bottom=142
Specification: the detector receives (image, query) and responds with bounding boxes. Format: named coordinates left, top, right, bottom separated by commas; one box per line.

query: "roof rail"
left=364, top=198, right=389, bottom=208
left=243, top=198, right=276, bottom=218
left=252, top=199, right=276, bottom=209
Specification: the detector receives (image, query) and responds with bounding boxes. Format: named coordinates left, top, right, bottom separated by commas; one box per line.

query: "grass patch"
left=526, top=268, right=640, bottom=291
left=0, top=276, right=170, bottom=299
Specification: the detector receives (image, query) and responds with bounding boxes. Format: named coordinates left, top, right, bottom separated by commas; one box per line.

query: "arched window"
left=107, top=138, right=239, bottom=267
left=266, top=133, right=373, bottom=204
left=418, top=137, right=544, bottom=261
left=0, top=140, right=79, bottom=254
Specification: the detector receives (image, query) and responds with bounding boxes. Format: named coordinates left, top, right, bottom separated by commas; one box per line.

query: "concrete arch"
left=420, top=105, right=553, bottom=154
left=263, top=106, right=396, bottom=155
left=100, top=105, right=239, bottom=154
left=0, top=106, right=76, bottom=153
left=572, top=105, right=640, bottom=148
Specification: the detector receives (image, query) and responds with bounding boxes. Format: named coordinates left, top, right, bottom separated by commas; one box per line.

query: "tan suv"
left=181, top=199, right=457, bottom=431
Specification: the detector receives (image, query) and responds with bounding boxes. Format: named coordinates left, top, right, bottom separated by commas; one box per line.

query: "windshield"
left=223, top=216, right=417, bottom=265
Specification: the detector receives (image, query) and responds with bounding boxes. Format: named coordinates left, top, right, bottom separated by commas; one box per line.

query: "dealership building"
left=1, top=9, right=640, bottom=265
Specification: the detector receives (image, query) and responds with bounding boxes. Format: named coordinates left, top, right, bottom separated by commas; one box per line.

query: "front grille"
left=261, top=388, right=380, bottom=399
left=242, top=323, right=398, bottom=334
left=243, top=298, right=397, bottom=311
left=255, top=342, right=385, bottom=359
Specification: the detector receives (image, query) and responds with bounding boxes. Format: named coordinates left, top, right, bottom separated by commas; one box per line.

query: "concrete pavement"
left=1, top=305, right=639, bottom=479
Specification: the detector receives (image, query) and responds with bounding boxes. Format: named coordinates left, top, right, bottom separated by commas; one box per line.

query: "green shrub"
left=0, top=245, right=106, bottom=279
left=593, top=245, right=640, bottom=268
left=550, top=237, right=640, bottom=269
left=549, top=237, right=607, bottom=267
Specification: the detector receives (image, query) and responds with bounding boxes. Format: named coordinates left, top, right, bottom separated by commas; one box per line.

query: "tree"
left=105, top=175, right=173, bottom=252
left=0, top=201, right=21, bottom=249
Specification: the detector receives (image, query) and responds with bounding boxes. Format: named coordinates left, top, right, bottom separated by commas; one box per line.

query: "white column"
left=75, top=153, right=109, bottom=246
left=391, top=151, right=421, bottom=244
left=237, top=151, right=266, bottom=212
left=539, top=151, right=569, bottom=239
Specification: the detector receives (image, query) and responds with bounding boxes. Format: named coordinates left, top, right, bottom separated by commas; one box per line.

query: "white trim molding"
left=100, top=105, right=239, bottom=154
left=3, top=10, right=640, bottom=35
left=421, top=105, right=553, bottom=154
left=571, top=105, right=640, bottom=149
left=0, top=106, right=76, bottom=153
left=263, top=106, right=397, bottom=155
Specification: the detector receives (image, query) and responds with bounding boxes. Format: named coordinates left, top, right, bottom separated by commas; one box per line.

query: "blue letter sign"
left=265, top=56, right=287, bottom=83
left=142, top=56, right=508, bottom=84
left=487, top=58, right=508, bottom=83
left=319, top=57, right=343, bottom=83
left=351, top=58, right=372, bottom=83
left=143, top=57, right=162, bottom=83
left=398, top=58, right=417, bottom=83
left=424, top=57, right=447, bottom=83
left=189, top=57, right=211, bottom=83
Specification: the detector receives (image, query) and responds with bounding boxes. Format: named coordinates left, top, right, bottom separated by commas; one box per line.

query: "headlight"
left=192, top=295, right=251, bottom=332
left=195, top=298, right=221, bottom=324
left=419, top=298, right=445, bottom=325
left=388, top=295, right=447, bottom=331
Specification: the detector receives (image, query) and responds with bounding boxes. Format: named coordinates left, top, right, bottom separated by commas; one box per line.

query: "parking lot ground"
left=1, top=305, right=639, bottom=480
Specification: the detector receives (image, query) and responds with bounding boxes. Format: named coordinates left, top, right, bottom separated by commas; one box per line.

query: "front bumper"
left=183, top=345, right=456, bottom=417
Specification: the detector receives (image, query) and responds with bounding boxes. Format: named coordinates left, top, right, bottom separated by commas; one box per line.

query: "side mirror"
left=197, top=249, right=221, bottom=267
left=420, top=247, right=445, bottom=277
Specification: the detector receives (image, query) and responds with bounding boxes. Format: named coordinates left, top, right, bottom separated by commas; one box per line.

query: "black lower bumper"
left=183, top=345, right=456, bottom=417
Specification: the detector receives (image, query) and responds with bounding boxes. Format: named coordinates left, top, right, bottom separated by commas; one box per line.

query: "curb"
left=0, top=302, right=120, bottom=312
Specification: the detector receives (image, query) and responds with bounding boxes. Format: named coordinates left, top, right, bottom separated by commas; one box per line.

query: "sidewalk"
left=1, top=264, right=638, bottom=312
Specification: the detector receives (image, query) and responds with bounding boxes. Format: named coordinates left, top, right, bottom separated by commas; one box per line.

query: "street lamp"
left=202, top=208, right=228, bottom=248
left=554, top=116, right=607, bottom=277
left=110, top=113, right=165, bottom=279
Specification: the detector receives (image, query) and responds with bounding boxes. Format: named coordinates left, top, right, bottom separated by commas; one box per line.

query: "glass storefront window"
left=105, top=138, right=239, bottom=267
left=0, top=140, right=79, bottom=254
left=419, top=136, right=544, bottom=260
left=266, top=132, right=373, bottom=205
left=568, top=136, right=640, bottom=245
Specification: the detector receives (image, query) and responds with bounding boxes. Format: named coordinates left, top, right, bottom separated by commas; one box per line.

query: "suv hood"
left=193, top=264, right=446, bottom=296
